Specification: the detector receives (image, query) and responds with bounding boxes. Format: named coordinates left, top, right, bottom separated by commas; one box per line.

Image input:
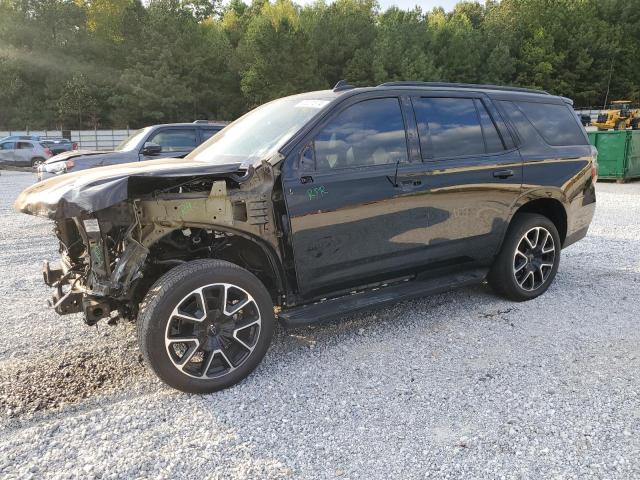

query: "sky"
left=295, top=0, right=461, bottom=10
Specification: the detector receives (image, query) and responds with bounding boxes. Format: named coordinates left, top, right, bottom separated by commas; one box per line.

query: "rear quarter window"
left=510, top=101, right=587, bottom=146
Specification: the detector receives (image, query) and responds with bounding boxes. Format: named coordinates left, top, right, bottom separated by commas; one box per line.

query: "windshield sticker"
left=295, top=100, right=330, bottom=109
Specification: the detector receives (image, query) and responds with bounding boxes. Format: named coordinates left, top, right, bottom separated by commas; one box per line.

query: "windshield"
left=188, top=96, right=331, bottom=165
left=116, top=128, right=149, bottom=151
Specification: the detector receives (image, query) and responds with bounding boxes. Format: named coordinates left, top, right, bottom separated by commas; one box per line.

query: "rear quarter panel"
left=491, top=94, right=596, bottom=248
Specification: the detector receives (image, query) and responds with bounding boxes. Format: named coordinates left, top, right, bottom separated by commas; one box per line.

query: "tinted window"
left=17, top=142, right=33, bottom=149
left=201, top=128, right=221, bottom=142
left=474, top=99, right=505, bottom=153
left=314, top=98, right=408, bottom=170
left=0, top=142, right=15, bottom=150
left=497, top=101, right=537, bottom=145
left=148, top=129, right=197, bottom=152
left=515, top=101, right=587, bottom=146
left=413, top=97, right=485, bottom=158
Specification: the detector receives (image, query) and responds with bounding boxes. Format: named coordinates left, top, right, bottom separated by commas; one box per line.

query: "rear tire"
left=614, top=120, right=625, bottom=130
left=31, top=157, right=45, bottom=168
left=488, top=213, right=561, bottom=302
left=137, top=259, right=275, bottom=393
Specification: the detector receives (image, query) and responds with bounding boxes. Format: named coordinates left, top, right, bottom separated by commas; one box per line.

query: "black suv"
left=16, top=82, right=597, bottom=393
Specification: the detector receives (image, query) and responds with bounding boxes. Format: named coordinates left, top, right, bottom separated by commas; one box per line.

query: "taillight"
left=44, top=147, right=53, bottom=157
left=65, top=160, right=75, bottom=171
left=72, top=143, right=78, bottom=150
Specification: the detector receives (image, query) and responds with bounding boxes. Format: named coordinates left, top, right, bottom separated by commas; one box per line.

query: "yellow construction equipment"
left=592, top=100, right=640, bottom=130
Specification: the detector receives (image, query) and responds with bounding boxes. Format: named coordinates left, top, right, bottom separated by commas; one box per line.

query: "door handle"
left=493, top=169, right=514, bottom=179
left=300, top=175, right=313, bottom=184
left=397, top=178, right=422, bottom=190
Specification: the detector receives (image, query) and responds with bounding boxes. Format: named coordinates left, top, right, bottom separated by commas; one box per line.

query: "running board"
left=278, top=269, right=487, bottom=328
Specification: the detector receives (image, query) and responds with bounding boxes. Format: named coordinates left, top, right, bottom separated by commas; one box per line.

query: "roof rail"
left=333, top=80, right=355, bottom=92
left=377, top=81, right=550, bottom=96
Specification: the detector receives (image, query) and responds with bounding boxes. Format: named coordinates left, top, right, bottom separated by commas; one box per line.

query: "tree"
left=1, top=0, right=639, bottom=128
left=57, top=74, right=98, bottom=128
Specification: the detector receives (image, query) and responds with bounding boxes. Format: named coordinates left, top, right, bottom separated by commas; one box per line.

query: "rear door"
left=141, top=127, right=198, bottom=159
left=15, top=141, right=35, bottom=166
left=405, top=92, right=523, bottom=262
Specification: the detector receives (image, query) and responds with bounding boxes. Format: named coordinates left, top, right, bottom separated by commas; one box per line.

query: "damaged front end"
left=42, top=212, right=148, bottom=324
left=16, top=158, right=284, bottom=325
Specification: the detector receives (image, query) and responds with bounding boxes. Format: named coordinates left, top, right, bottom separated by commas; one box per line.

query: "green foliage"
left=0, top=0, right=639, bottom=129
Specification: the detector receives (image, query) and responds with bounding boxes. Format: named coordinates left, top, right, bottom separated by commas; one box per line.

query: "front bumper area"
left=43, top=260, right=111, bottom=325
left=41, top=211, right=151, bottom=325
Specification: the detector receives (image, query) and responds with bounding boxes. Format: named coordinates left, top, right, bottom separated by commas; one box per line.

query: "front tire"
left=137, top=259, right=275, bottom=393
left=31, top=157, right=45, bottom=168
left=488, top=213, right=561, bottom=302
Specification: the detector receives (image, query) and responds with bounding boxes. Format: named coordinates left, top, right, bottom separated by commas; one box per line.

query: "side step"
left=278, top=269, right=487, bottom=329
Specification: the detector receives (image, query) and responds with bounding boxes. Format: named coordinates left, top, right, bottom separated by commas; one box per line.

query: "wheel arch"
left=508, top=195, right=568, bottom=246
left=142, top=224, right=288, bottom=305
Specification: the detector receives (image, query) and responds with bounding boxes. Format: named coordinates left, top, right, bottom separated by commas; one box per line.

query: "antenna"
left=333, top=80, right=355, bottom=92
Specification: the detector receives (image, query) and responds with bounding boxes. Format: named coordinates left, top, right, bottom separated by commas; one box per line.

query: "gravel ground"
left=0, top=170, right=639, bottom=479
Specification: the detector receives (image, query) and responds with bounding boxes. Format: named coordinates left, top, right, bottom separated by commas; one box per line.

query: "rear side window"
left=512, top=101, right=586, bottom=146
left=413, top=97, right=504, bottom=159
left=17, top=142, right=33, bottom=149
left=314, top=97, right=408, bottom=169
left=148, top=129, right=197, bottom=152
left=474, top=99, right=505, bottom=153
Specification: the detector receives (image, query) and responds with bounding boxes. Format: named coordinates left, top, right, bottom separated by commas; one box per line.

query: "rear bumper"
left=563, top=191, right=596, bottom=248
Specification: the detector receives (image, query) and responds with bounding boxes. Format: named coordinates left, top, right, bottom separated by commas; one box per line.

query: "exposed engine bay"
left=19, top=159, right=287, bottom=325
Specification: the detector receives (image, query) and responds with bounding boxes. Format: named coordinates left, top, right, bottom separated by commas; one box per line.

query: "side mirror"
left=142, top=142, right=162, bottom=156
left=299, top=144, right=315, bottom=171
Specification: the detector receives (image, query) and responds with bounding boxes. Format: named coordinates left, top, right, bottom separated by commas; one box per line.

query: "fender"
left=493, top=187, right=569, bottom=255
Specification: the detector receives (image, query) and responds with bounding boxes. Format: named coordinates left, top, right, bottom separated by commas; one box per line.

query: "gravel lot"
left=0, top=170, right=639, bottom=479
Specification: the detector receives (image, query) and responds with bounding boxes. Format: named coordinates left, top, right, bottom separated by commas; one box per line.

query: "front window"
left=116, top=128, right=149, bottom=151
left=188, top=96, right=331, bottom=165
left=314, top=98, right=408, bottom=169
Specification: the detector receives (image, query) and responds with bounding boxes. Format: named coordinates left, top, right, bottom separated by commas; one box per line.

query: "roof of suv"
left=148, top=122, right=228, bottom=129
left=320, top=81, right=571, bottom=105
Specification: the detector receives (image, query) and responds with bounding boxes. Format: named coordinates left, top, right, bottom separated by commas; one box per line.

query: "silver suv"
left=0, top=139, right=52, bottom=167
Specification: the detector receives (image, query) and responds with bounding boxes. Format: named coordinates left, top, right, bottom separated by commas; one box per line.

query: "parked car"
left=40, top=137, right=78, bottom=155
left=0, top=135, right=40, bottom=143
left=0, top=139, right=53, bottom=167
left=15, top=82, right=597, bottom=393
left=36, top=122, right=227, bottom=180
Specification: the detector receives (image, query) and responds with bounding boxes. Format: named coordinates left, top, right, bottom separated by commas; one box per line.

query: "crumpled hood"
left=43, top=149, right=104, bottom=164
left=16, top=157, right=244, bottom=219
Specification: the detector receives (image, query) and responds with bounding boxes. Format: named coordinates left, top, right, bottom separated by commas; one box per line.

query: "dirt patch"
left=0, top=343, right=147, bottom=418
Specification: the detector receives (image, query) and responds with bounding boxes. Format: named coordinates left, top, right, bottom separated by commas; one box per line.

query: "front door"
left=283, top=96, right=426, bottom=298
left=0, top=141, right=16, bottom=164
left=141, top=128, right=198, bottom=160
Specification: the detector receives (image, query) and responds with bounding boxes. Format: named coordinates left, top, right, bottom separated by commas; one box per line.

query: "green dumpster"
left=587, top=130, right=640, bottom=182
